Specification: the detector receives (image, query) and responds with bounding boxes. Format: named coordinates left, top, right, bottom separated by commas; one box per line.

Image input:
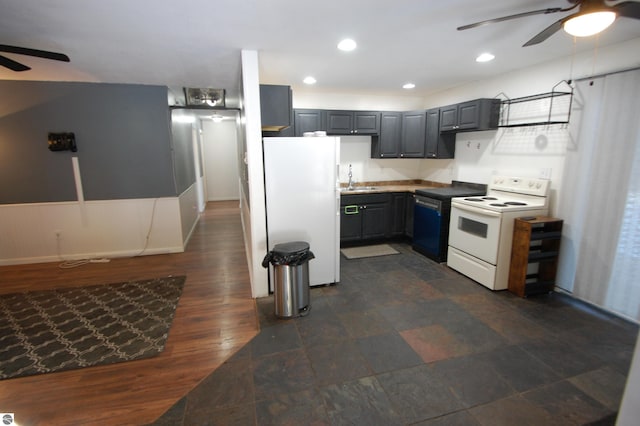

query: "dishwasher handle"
left=415, top=197, right=442, bottom=211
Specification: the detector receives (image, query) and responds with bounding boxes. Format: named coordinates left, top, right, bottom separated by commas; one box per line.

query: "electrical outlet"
left=539, top=168, right=552, bottom=179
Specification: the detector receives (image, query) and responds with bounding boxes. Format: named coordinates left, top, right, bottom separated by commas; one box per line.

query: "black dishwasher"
left=413, top=181, right=486, bottom=262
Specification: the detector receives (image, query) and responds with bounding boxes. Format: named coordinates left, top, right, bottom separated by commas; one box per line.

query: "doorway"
left=200, top=112, right=241, bottom=201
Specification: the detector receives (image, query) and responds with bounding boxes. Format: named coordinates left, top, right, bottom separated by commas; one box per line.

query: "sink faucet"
left=347, top=164, right=355, bottom=190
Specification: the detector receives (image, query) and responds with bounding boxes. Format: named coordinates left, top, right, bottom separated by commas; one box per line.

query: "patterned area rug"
left=0, top=275, right=185, bottom=380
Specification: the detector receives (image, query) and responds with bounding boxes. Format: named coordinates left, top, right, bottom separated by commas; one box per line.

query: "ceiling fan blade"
left=614, top=1, right=640, bottom=19
left=522, top=16, right=569, bottom=47
left=457, top=7, right=566, bottom=31
left=0, top=44, right=70, bottom=62
left=0, top=54, right=31, bottom=72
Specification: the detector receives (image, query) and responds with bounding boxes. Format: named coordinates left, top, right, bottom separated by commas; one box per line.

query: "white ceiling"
left=1, top=0, right=639, bottom=108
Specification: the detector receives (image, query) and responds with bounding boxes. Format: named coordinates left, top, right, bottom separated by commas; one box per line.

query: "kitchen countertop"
left=339, top=180, right=447, bottom=195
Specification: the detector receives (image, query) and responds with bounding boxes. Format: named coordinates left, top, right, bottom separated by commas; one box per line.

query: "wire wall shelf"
left=498, top=80, right=573, bottom=128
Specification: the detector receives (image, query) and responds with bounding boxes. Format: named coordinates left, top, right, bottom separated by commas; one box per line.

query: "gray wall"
left=0, top=80, right=176, bottom=204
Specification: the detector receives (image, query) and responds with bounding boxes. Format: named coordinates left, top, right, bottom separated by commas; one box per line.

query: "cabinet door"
left=425, top=108, right=455, bottom=159
left=361, top=203, right=389, bottom=240
left=405, top=193, right=414, bottom=237
left=376, top=112, right=402, bottom=158
left=340, top=204, right=363, bottom=242
left=439, top=105, right=458, bottom=132
left=401, top=111, right=426, bottom=158
left=260, top=85, right=292, bottom=131
left=391, top=193, right=406, bottom=237
left=354, top=111, right=380, bottom=134
left=457, top=100, right=481, bottom=131
left=326, top=111, right=353, bottom=135
left=294, top=109, right=326, bottom=136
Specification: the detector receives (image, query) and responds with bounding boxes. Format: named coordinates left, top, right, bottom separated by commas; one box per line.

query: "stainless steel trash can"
left=262, top=241, right=314, bottom=318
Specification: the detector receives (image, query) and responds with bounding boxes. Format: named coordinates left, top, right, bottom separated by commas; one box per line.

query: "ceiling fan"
left=458, top=0, right=640, bottom=46
left=0, top=44, right=70, bottom=72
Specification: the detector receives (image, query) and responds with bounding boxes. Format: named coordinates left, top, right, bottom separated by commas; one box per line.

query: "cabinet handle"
left=344, top=205, right=359, bottom=215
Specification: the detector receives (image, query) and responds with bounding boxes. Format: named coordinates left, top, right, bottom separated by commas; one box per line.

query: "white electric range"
left=447, top=176, right=551, bottom=290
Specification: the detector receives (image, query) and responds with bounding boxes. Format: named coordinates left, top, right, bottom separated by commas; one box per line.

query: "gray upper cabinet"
left=373, top=111, right=402, bottom=158
left=326, top=110, right=380, bottom=135
left=440, top=98, right=501, bottom=132
left=425, top=108, right=455, bottom=159
left=260, top=84, right=292, bottom=131
left=400, top=110, right=426, bottom=158
left=294, top=109, right=326, bottom=136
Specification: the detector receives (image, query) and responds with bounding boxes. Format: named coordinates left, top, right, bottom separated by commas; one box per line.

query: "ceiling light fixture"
left=184, top=88, right=226, bottom=108
left=211, top=114, right=224, bottom=123
left=337, top=38, right=357, bottom=51
left=173, top=115, right=196, bottom=124
left=563, top=10, right=616, bottom=37
left=303, top=76, right=317, bottom=85
left=476, top=53, right=495, bottom=63
left=402, top=83, right=416, bottom=89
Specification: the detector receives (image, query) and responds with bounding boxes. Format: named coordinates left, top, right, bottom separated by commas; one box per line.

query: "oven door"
left=448, top=202, right=502, bottom=264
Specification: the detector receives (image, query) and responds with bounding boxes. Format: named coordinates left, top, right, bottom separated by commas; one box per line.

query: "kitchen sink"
left=340, top=186, right=377, bottom=192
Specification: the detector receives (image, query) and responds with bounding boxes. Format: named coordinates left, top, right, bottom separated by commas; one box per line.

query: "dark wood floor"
left=0, top=201, right=258, bottom=426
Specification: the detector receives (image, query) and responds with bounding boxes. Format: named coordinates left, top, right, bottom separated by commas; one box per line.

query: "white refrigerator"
left=263, top=136, right=340, bottom=290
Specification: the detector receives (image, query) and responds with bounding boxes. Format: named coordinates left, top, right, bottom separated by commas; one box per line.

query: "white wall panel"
left=0, top=197, right=184, bottom=266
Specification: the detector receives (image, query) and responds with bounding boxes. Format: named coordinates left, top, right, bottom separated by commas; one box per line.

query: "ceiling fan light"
left=563, top=11, right=616, bottom=37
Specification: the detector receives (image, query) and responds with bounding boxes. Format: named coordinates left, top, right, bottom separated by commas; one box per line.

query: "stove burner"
left=464, top=197, right=485, bottom=202
left=490, top=203, right=508, bottom=207
left=504, top=201, right=527, bottom=206
left=482, top=197, right=498, bottom=200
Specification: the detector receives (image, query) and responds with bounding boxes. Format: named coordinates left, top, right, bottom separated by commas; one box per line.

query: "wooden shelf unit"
left=508, top=216, right=563, bottom=297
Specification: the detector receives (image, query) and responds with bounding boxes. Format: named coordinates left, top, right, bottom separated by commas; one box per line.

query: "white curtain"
left=556, top=68, right=640, bottom=322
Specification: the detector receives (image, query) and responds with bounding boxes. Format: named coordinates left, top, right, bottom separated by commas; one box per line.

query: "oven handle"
left=451, top=202, right=502, bottom=218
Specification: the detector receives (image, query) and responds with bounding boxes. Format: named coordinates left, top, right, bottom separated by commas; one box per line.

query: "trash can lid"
left=272, top=241, right=309, bottom=255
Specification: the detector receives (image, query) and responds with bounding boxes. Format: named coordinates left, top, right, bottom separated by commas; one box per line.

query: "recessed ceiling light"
left=303, top=76, right=317, bottom=85
left=337, top=38, right=357, bottom=51
left=403, top=83, right=416, bottom=89
left=476, top=53, right=495, bottom=63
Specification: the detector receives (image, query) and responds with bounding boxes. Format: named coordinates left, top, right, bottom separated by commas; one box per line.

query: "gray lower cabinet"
left=340, top=193, right=391, bottom=243
left=405, top=193, right=415, bottom=238
left=390, top=193, right=407, bottom=237
left=340, top=192, right=411, bottom=244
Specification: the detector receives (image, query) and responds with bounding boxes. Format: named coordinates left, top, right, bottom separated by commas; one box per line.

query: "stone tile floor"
left=152, top=244, right=638, bottom=425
